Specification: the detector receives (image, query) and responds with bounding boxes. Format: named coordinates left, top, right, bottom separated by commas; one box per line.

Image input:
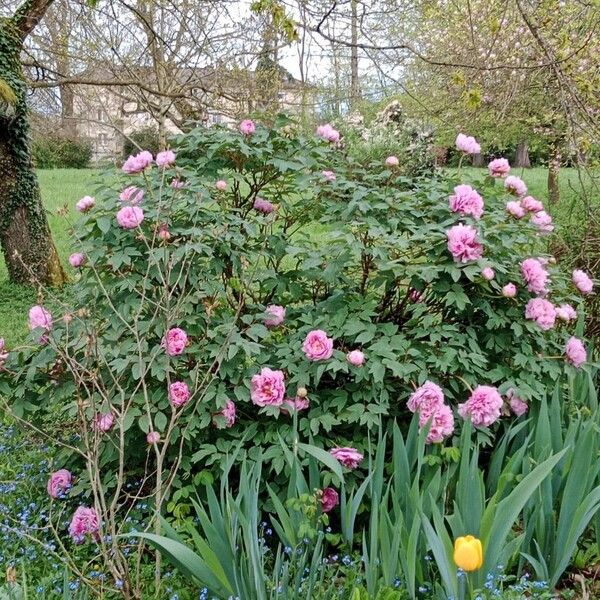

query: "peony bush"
left=0, top=117, right=594, bottom=593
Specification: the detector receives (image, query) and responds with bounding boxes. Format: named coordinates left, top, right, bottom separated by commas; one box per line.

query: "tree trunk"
left=514, top=139, right=531, bottom=168
left=0, top=15, right=66, bottom=286
left=349, top=0, right=361, bottom=108
left=472, top=153, right=485, bottom=167
left=547, top=143, right=561, bottom=204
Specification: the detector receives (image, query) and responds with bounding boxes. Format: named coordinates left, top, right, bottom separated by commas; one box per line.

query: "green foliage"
left=32, top=136, right=92, bottom=169
left=122, top=127, right=161, bottom=159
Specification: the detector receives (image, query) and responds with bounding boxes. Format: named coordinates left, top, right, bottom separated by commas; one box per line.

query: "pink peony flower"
left=47, top=469, right=72, bottom=499
left=385, top=155, right=399, bottom=167
left=525, top=298, right=556, bottom=330
left=29, top=305, right=52, bottom=330
left=488, top=158, right=510, bottom=178
left=458, top=385, right=503, bottom=427
left=572, top=269, right=594, bottom=295
left=253, top=197, right=275, bottom=214
left=531, top=211, right=554, bottom=233
left=251, top=367, right=286, bottom=406
left=455, top=133, right=481, bottom=155
left=446, top=224, right=483, bottom=263
left=122, top=151, right=153, bottom=174
left=146, top=431, right=160, bottom=444
left=347, top=349, right=365, bottom=366
left=303, top=329, right=334, bottom=361
left=330, top=447, right=363, bottom=469
left=214, top=399, right=236, bottom=428
left=169, top=381, right=191, bottom=407
left=69, top=253, right=85, bottom=268
left=507, top=389, right=528, bottom=417
left=0, top=338, right=8, bottom=366
left=215, top=180, right=228, bottom=191
left=264, top=305, right=286, bottom=327
left=565, top=336, right=586, bottom=368
left=321, top=170, right=336, bottom=181
left=162, top=328, right=188, bottom=356
left=504, top=175, right=527, bottom=197
left=481, top=267, right=495, bottom=281
left=409, top=288, right=422, bottom=303
left=521, top=196, right=544, bottom=213
left=239, top=119, right=256, bottom=135
left=320, top=487, right=339, bottom=512
left=76, top=196, right=95, bottom=212
left=556, top=303, right=577, bottom=321
left=155, top=150, right=176, bottom=167
left=69, top=506, right=100, bottom=544
left=116, top=206, right=144, bottom=229
left=408, top=381, right=445, bottom=414
left=94, top=412, right=114, bottom=432
left=281, top=395, right=310, bottom=415
left=521, top=258, right=549, bottom=295
left=170, top=178, right=185, bottom=189
left=316, top=123, right=340, bottom=143
left=157, top=224, right=170, bottom=241
left=502, top=283, right=517, bottom=298
left=506, top=200, right=525, bottom=219
left=119, top=186, right=144, bottom=204
left=449, top=184, right=484, bottom=220
left=419, top=403, right=455, bottom=443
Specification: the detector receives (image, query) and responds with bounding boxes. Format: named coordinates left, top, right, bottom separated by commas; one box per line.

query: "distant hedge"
left=122, top=127, right=161, bottom=159
left=33, top=136, right=92, bottom=169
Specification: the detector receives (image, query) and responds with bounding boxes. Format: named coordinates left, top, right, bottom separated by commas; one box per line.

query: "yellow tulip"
left=453, top=535, right=483, bottom=572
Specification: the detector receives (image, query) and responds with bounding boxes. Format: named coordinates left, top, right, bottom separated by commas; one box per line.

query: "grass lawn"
left=0, top=169, right=100, bottom=347
left=0, top=166, right=596, bottom=347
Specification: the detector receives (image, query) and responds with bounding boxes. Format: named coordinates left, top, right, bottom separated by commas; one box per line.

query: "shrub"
left=32, top=135, right=92, bottom=169
left=122, top=126, right=161, bottom=159
left=0, top=115, right=594, bottom=596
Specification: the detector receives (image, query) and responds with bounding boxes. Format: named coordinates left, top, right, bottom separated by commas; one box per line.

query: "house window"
left=208, top=112, right=222, bottom=124
left=97, top=133, right=108, bottom=146
left=97, top=109, right=107, bottom=122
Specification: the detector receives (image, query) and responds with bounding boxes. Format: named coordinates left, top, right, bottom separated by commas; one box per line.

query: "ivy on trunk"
left=0, top=0, right=66, bottom=286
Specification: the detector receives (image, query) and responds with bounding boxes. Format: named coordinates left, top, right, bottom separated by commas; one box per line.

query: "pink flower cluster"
left=572, top=269, right=593, bottom=295
left=458, top=385, right=503, bottom=427
left=47, top=469, right=72, bottom=499
left=455, top=133, right=480, bottom=155
left=488, top=158, right=510, bottom=178
left=162, top=328, right=188, bottom=356
left=407, top=381, right=454, bottom=443
left=0, top=339, right=8, bottom=366
left=251, top=367, right=285, bottom=406
left=481, top=267, right=495, bottom=281
left=506, top=201, right=525, bottom=219
left=521, top=258, right=549, bottom=295
left=213, top=399, right=236, bottom=428
left=94, top=412, right=114, bottom=432
left=122, top=150, right=153, bottom=174
left=156, top=150, right=176, bottom=168
left=525, top=298, right=556, bottom=330
left=29, top=305, right=52, bottom=331
left=556, top=303, right=577, bottom=321
left=303, top=330, right=334, bottom=361
left=117, top=206, right=144, bottom=229
left=502, top=283, right=517, bottom=298
left=254, top=197, right=275, bottom=214
left=265, top=305, right=285, bottom=327
left=347, top=349, right=365, bottom=366
left=322, top=170, right=336, bottom=181
left=69, top=253, right=85, bottom=268
left=147, top=431, right=160, bottom=444
left=239, top=119, right=256, bottom=135
left=531, top=211, right=553, bottom=233
left=385, top=155, right=399, bottom=167
left=76, top=196, right=95, bottom=213
left=320, top=487, right=339, bottom=512
left=449, top=185, right=484, bottom=220
left=316, top=123, right=340, bottom=143
left=215, top=180, right=228, bottom=191
left=504, top=176, right=527, bottom=197
left=522, top=196, right=544, bottom=213
left=169, top=381, right=190, bottom=407
left=447, top=224, right=483, bottom=263
left=69, top=506, right=100, bottom=544
left=565, top=336, right=586, bottom=368
left=120, top=186, right=144, bottom=204
left=507, top=389, right=528, bottom=417
left=330, top=447, right=363, bottom=469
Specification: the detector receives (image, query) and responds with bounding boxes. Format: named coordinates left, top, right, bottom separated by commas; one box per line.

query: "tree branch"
left=12, top=0, right=55, bottom=41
